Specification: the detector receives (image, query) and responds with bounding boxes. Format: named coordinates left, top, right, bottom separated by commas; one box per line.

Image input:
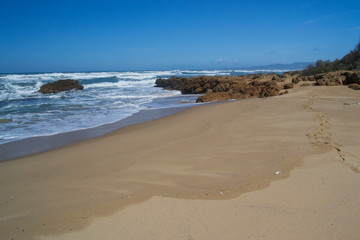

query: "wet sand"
left=0, top=106, right=189, bottom=161
left=0, top=86, right=359, bottom=240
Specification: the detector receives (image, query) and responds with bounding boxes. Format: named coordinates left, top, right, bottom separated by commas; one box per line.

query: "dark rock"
left=292, top=78, right=300, bottom=84
left=39, top=79, right=84, bottom=94
left=156, top=74, right=283, bottom=103
left=343, top=72, right=360, bottom=85
left=314, top=73, right=326, bottom=80
left=194, top=87, right=204, bottom=94
left=258, top=82, right=282, bottom=98
left=348, top=84, right=360, bottom=90
left=284, top=83, right=294, bottom=89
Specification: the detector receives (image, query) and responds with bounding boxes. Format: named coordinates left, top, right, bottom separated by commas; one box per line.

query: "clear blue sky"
left=1, top=0, right=360, bottom=73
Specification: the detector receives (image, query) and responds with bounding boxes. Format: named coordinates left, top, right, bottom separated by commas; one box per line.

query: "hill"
left=302, top=41, right=360, bottom=76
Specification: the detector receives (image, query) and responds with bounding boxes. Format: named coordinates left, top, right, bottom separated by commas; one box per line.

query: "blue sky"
left=1, top=0, right=360, bottom=73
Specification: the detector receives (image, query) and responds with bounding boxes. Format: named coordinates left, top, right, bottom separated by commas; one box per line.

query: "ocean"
left=0, top=69, right=287, bottom=146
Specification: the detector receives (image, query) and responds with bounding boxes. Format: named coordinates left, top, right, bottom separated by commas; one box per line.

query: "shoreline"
left=0, top=105, right=191, bottom=161
left=0, top=86, right=359, bottom=240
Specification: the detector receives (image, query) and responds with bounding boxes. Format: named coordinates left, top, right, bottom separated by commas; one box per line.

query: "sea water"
left=0, top=69, right=286, bottom=145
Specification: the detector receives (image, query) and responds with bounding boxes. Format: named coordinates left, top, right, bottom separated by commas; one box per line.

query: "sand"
left=0, top=86, right=359, bottom=240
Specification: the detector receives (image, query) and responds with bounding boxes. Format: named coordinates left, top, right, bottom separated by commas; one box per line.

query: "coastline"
left=0, top=105, right=190, bottom=161
left=0, top=85, right=359, bottom=240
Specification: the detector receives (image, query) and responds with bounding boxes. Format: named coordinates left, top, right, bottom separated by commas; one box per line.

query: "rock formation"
left=156, top=74, right=287, bottom=102
left=39, top=79, right=84, bottom=94
left=156, top=70, right=360, bottom=102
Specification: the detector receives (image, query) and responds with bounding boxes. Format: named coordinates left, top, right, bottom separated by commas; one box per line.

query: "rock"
left=308, top=76, right=316, bottom=81
left=156, top=74, right=282, bottom=103
left=292, top=77, right=300, bottom=84
left=343, top=72, right=360, bottom=85
left=271, top=75, right=281, bottom=81
left=315, top=72, right=345, bottom=86
left=348, top=84, right=360, bottom=90
left=284, top=83, right=294, bottom=89
left=302, top=76, right=309, bottom=81
left=258, top=82, right=282, bottom=98
left=39, top=79, right=84, bottom=94
left=326, top=81, right=338, bottom=86
left=315, top=78, right=327, bottom=86
left=194, top=87, right=204, bottom=94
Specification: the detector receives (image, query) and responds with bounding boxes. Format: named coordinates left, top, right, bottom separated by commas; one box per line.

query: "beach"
left=1, top=85, right=360, bottom=239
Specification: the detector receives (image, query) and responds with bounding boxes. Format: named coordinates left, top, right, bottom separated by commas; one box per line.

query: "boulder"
left=348, top=84, right=360, bottom=90
left=271, top=75, right=281, bottom=81
left=39, top=79, right=84, bottom=94
left=343, top=72, right=360, bottom=85
left=284, top=83, right=294, bottom=89
left=315, top=72, right=345, bottom=86
left=292, top=77, right=301, bottom=84
left=308, top=76, right=316, bottom=81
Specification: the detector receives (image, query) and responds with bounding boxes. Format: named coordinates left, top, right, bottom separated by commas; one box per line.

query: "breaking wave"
left=0, top=69, right=287, bottom=144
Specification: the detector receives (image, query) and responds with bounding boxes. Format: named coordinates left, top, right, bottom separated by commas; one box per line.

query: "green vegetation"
left=302, top=40, right=360, bottom=76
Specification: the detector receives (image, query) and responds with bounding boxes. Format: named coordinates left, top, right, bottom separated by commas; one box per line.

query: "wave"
left=232, top=69, right=291, bottom=73
left=0, top=69, right=292, bottom=145
left=0, top=69, right=290, bottom=82
left=0, top=70, right=181, bottom=82
left=179, top=70, right=230, bottom=75
left=106, top=92, right=181, bottom=100
left=0, top=72, right=119, bottom=81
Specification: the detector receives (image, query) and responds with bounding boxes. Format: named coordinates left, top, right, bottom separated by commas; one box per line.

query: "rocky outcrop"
left=156, top=70, right=360, bottom=103
left=348, top=84, right=360, bottom=90
left=314, top=72, right=346, bottom=86
left=343, top=72, right=360, bottom=85
left=156, top=74, right=284, bottom=102
left=39, top=79, right=84, bottom=94
left=284, top=83, right=294, bottom=89
left=195, top=81, right=282, bottom=103
left=309, top=71, right=360, bottom=90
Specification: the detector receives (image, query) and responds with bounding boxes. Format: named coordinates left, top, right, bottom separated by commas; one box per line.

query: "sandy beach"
left=1, top=86, right=360, bottom=240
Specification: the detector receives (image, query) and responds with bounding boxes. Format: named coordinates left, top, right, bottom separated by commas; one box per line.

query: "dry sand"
left=0, top=86, right=359, bottom=240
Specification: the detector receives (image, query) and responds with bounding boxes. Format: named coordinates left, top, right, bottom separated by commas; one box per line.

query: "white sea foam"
left=179, top=70, right=230, bottom=76
left=0, top=70, right=180, bottom=82
left=0, top=69, right=289, bottom=144
left=232, top=69, right=291, bottom=73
